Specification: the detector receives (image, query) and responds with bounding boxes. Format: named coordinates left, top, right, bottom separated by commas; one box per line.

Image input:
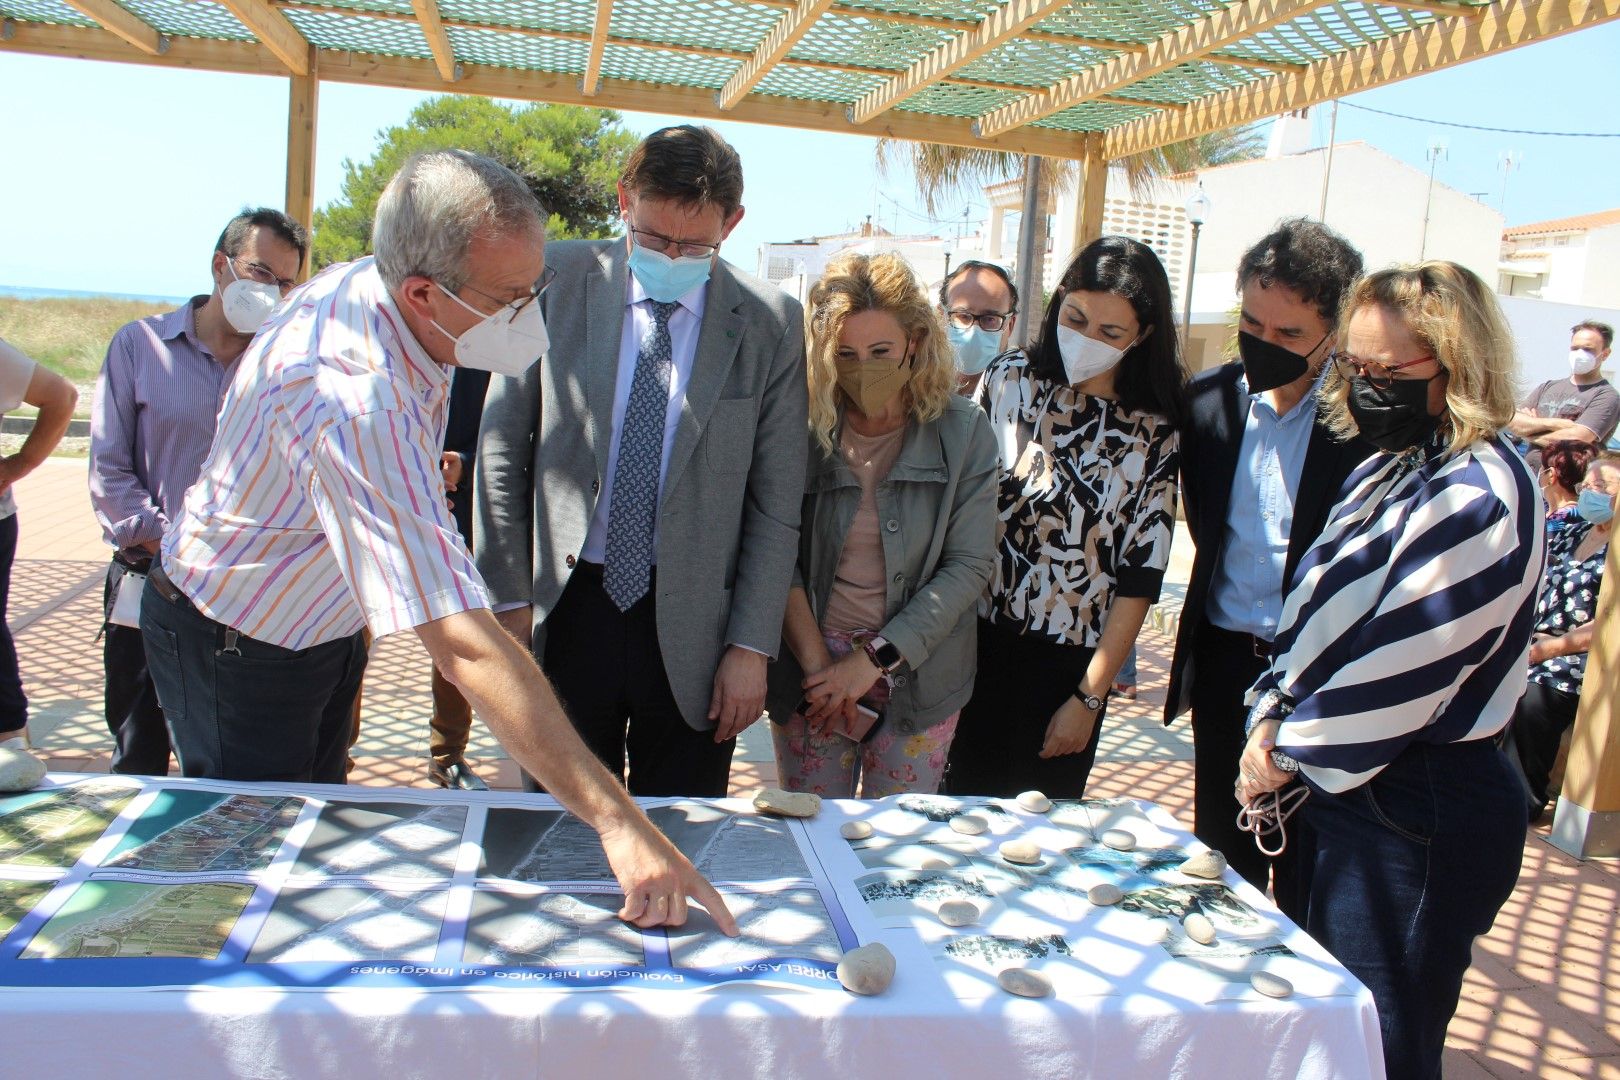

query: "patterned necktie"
left=603, top=299, right=679, bottom=611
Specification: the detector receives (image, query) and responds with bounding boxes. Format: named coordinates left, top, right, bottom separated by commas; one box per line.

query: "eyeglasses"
left=234, top=258, right=298, bottom=295
left=1332, top=351, right=1438, bottom=390
left=627, top=224, right=720, bottom=260
left=946, top=308, right=1015, bottom=333
left=461, top=264, right=558, bottom=318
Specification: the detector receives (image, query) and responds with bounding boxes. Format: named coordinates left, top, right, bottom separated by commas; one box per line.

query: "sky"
left=1, top=18, right=1617, bottom=301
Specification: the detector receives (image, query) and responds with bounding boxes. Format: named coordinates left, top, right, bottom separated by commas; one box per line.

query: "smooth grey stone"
left=1251, top=970, right=1294, bottom=999
left=1179, top=850, right=1228, bottom=880
left=937, top=900, right=980, bottom=927
left=0, top=748, right=45, bottom=792
left=840, top=820, right=874, bottom=840
left=837, top=942, right=895, bottom=995
left=1183, top=912, right=1217, bottom=945
left=997, top=967, right=1053, bottom=998
left=1015, top=790, right=1052, bottom=814
left=753, top=788, right=821, bottom=818
left=998, top=839, right=1041, bottom=865
left=949, top=814, right=988, bottom=835
left=920, top=857, right=954, bottom=870
left=1087, top=882, right=1124, bottom=906
left=1101, top=828, right=1137, bottom=851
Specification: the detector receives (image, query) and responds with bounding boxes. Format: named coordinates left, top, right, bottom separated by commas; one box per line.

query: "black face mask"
left=1347, top=375, right=1441, bottom=453
left=1238, top=330, right=1328, bottom=393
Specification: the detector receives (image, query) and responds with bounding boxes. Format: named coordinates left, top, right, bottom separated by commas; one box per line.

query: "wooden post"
left=1075, top=131, right=1107, bottom=249
left=1550, top=535, right=1620, bottom=858
left=285, top=45, right=319, bottom=277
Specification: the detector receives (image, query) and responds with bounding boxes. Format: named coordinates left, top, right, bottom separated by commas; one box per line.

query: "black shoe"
left=427, top=758, right=488, bottom=791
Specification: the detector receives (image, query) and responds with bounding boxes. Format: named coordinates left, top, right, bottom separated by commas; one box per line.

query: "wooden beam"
left=217, top=0, right=311, bottom=75
left=1104, top=0, right=1620, bottom=158
left=0, top=22, right=1091, bottom=159
left=60, top=0, right=166, bottom=56
left=1206, top=52, right=1308, bottom=73
left=759, top=1, right=1153, bottom=52
left=1075, top=132, right=1107, bottom=249
left=1372, top=0, right=1487, bottom=16
left=285, top=45, right=319, bottom=277
left=848, top=0, right=1076, bottom=124
left=717, top=0, right=835, bottom=109
left=409, top=0, right=457, bottom=83
left=976, top=0, right=1325, bottom=138
left=581, top=0, right=612, bottom=95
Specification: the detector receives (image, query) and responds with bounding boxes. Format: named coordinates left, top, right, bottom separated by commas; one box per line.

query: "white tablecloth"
left=0, top=775, right=1383, bottom=1079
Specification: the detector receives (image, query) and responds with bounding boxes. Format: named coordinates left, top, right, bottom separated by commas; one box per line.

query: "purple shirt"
left=89, top=298, right=231, bottom=555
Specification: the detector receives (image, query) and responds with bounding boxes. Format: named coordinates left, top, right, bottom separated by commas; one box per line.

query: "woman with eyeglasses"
left=1236, top=263, right=1541, bottom=1080
left=764, top=251, right=998, bottom=796
left=1538, top=438, right=1596, bottom=534
left=945, top=236, right=1187, bottom=798
left=1501, top=453, right=1619, bottom=823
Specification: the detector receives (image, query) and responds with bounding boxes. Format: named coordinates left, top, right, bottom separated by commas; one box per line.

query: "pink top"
left=822, top=423, right=905, bottom=634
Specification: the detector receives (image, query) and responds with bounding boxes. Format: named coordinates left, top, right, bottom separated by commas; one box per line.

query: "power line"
left=875, top=190, right=984, bottom=228
left=1341, top=101, right=1620, bottom=138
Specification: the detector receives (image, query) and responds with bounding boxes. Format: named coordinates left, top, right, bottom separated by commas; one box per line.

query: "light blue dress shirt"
left=1205, top=371, right=1322, bottom=640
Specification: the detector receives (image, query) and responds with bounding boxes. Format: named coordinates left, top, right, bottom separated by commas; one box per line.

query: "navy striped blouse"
left=1253, top=433, right=1545, bottom=794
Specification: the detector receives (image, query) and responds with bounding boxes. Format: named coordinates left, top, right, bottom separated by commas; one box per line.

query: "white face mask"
left=432, top=282, right=550, bottom=376
left=1571, top=348, right=1600, bottom=377
left=221, top=259, right=282, bottom=335
left=1056, top=323, right=1129, bottom=385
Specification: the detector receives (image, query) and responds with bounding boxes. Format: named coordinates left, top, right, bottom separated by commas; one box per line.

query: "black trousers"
left=1501, top=679, right=1581, bottom=821
left=0, top=514, right=25, bottom=734
left=103, top=559, right=172, bottom=775
left=945, top=616, right=1103, bottom=798
left=536, top=563, right=735, bottom=798
left=1188, top=619, right=1312, bottom=923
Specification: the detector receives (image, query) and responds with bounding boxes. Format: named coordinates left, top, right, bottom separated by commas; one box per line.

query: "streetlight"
left=1181, top=183, right=1211, bottom=346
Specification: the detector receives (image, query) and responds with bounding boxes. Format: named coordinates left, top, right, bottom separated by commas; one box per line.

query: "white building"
left=1500, top=209, right=1620, bottom=307
left=757, top=222, right=980, bottom=299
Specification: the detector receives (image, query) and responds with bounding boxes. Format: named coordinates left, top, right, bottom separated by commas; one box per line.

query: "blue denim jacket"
left=766, top=396, right=998, bottom=733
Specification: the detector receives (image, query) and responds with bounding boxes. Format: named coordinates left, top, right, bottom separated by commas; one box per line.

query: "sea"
left=0, top=284, right=191, bottom=306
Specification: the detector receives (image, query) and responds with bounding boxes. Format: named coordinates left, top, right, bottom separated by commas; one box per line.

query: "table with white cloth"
left=0, top=774, right=1382, bottom=1079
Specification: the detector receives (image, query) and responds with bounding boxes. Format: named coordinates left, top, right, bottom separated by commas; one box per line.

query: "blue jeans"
left=1304, top=739, right=1523, bottom=1080
left=140, top=573, right=367, bottom=784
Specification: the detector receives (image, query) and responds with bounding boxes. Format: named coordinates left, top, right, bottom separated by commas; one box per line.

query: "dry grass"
left=0, top=296, right=171, bottom=389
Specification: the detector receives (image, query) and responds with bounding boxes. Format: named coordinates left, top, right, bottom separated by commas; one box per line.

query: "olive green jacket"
left=766, top=395, right=998, bottom=734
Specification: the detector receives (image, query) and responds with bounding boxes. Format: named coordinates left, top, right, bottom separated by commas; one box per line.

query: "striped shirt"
left=1253, top=433, right=1544, bottom=794
left=161, top=257, right=489, bottom=650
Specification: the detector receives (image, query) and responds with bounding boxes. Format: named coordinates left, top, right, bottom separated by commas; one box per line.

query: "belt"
left=1205, top=620, right=1275, bottom=659
left=147, top=562, right=186, bottom=605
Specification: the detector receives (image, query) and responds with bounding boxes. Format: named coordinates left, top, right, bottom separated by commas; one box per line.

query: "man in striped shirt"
left=140, top=150, right=736, bottom=934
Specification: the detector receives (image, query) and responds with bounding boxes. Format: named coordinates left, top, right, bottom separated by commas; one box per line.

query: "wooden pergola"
left=5, top=0, right=1620, bottom=857
left=2, top=0, right=1616, bottom=249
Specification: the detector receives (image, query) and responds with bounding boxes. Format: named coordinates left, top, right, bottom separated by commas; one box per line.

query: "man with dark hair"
left=1164, top=218, right=1368, bottom=919
left=939, top=260, right=1018, bottom=396
left=1511, top=320, right=1619, bottom=461
left=89, top=207, right=306, bottom=775
left=478, top=125, right=808, bottom=798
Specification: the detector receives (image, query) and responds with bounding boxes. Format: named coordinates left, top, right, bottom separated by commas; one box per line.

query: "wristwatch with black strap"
left=1075, top=684, right=1109, bottom=712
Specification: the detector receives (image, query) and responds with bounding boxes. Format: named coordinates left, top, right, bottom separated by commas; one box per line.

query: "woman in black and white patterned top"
left=1504, top=454, right=1618, bottom=821
left=946, top=237, right=1187, bottom=798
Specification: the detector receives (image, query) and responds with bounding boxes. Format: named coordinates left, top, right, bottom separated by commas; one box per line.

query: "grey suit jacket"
left=475, top=239, right=809, bottom=731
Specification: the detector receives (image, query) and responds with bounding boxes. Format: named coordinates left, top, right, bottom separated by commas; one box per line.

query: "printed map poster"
left=808, top=794, right=1364, bottom=1005
left=0, top=776, right=859, bottom=993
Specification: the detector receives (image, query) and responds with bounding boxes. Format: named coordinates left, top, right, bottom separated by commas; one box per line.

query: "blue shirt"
left=1206, top=372, right=1321, bottom=639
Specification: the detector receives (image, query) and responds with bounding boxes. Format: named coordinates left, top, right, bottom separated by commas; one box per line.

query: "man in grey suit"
left=477, top=125, right=808, bottom=797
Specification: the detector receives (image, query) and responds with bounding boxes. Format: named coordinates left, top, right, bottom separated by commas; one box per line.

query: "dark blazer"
left=443, top=367, right=490, bottom=543
left=1163, top=362, right=1370, bottom=724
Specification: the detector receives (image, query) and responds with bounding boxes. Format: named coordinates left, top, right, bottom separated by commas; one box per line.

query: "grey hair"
left=372, top=149, right=543, bottom=292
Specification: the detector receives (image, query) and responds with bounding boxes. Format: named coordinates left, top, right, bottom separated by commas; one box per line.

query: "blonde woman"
left=1237, top=263, right=1542, bottom=1080
left=764, top=252, right=997, bottom=796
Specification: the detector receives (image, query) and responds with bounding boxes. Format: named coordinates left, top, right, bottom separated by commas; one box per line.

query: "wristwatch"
left=1075, top=686, right=1109, bottom=711
left=857, top=633, right=904, bottom=675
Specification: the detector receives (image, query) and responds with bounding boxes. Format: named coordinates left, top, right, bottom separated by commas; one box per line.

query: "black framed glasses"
left=627, top=224, right=720, bottom=260
left=234, top=257, right=298, bottom=294
left=946, top=308, right=1014, bottom=333
left=462, top=264, right=558, bottom=318
left=1332, top=351, right=1438, bottom=390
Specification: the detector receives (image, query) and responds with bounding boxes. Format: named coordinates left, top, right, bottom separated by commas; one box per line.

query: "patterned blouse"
left=976, top=350, right=1180, bottom=648
left=1530, top=517, right=1607, bottom=696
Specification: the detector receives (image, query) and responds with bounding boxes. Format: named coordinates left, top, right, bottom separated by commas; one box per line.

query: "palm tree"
left=877, top=125, right=1265, bottom=332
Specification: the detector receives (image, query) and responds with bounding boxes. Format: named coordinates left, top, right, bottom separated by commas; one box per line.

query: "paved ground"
left=10, top=455, right=1620, bottom=1077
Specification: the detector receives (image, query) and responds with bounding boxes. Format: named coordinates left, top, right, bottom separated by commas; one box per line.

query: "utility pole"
left=1318, top=100, right=1340, bottom=222
left=1419, top=140, right=1447, bottom=261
